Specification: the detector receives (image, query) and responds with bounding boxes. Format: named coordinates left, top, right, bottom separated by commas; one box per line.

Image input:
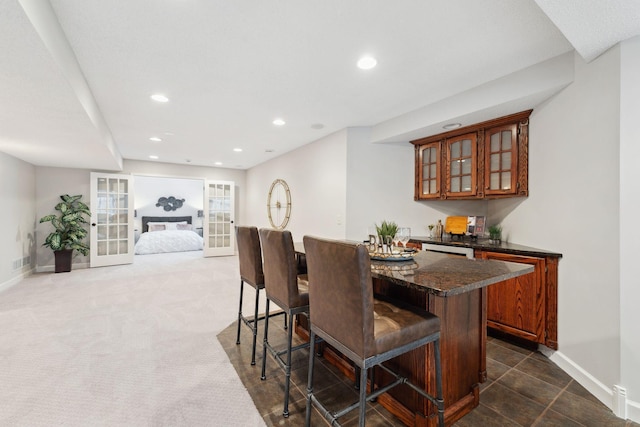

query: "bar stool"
left=259, top=228, right=312, bottom=417
left=303, top=236, right=445, bottom=427
left=235, top=226, right=286, bottom=366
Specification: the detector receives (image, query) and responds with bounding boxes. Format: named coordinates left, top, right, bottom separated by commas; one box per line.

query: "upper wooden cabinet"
left=412, top=110, right=531, bottom=200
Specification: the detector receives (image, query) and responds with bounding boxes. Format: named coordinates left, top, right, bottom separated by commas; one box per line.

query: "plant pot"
left=54, top=249, right=73, bottom=273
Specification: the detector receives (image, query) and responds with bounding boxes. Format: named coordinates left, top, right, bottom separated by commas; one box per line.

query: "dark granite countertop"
left=371, top=250, right=534, bottom=297
left=410, top=236, right=562, bottom=258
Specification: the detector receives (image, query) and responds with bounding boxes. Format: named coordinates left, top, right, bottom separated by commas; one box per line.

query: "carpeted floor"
left=0, top=251, right=265, bottom=427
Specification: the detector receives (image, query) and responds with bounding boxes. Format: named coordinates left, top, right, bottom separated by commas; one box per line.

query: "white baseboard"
left=0, top=269, right=34, bottom=293
left=548, top=350, right=640, bottom=423
left=627, top=398, right=640, bottom=424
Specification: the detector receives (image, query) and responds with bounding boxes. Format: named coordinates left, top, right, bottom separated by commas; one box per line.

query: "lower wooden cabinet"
left=475, top=250, right=558, bottom=350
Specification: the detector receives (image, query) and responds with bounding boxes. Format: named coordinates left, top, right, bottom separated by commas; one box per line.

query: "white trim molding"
left=0, top=269, right=34, bottom=293
left=548, top=350, right=638, bottom=422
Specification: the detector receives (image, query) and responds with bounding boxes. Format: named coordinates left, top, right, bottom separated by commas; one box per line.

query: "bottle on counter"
left=434, top=220, right=444, bottom=239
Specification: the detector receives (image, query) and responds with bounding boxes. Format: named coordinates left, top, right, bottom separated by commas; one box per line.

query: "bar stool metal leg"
left=235, top=279, right=244, bottom=346
left=283, top=311, right=295, bottom=417
left=305, top=331, right=316, bottom=426
left=260, top=299, right=271, bottom=381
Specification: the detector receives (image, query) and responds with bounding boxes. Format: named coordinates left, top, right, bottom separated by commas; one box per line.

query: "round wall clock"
left=267, top=179, right=291, bottom=229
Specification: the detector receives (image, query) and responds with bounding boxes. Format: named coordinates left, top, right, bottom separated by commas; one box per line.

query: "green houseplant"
left=375, top=220, right=398, bottom=243
left=488, top=224, right=502, bottom=243
left=39, top=194, right=91, bottom=273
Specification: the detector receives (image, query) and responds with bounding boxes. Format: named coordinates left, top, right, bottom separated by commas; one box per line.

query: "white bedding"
left=135, top=229, right=203, bottom=255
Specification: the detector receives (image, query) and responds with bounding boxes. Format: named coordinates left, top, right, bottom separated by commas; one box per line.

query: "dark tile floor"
left=218, top=319, right=639, bottom=427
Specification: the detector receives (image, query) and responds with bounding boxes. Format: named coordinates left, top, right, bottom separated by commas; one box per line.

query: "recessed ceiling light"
left=185, top=159, right=191, bottom=163
left=443, top=123, right=462, bottom=130
left=357, top=56, right=377, bottom=70
left=149, top=137, right=162, bottom=142
left=151, top=94, right=169, bottom=103
left=149, top=155, right=159, bottom=160
left=273, top=118, right=286, bottom=126
left=311, top=123, right=324, bottom=130
left=214, top=161, right=222, bottom=166
left=233, top=148, right=242, bottom=152
left=265, top=149, right=275, bottom=153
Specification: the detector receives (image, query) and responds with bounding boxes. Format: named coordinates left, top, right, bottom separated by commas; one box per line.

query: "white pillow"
left=148, top=221, right=188, bottom=230
left=148, top=224, right=166, bottom=232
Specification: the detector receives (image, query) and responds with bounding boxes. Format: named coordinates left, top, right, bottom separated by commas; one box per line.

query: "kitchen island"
left=410, top=236, right=562, bottom=350
left=295, top=244, right=533, bottom=426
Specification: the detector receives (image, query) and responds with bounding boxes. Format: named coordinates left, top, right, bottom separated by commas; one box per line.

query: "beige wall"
left=500, top=49, right=622, bottom=405
left=0, top=152, right=36, bottom=289
left=245, top=130, right=348, bottom=240
left=620, top=36, right=640, bottom=418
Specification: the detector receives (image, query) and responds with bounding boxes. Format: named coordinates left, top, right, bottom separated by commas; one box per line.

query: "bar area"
left=295, top=247, right=533, bottom=426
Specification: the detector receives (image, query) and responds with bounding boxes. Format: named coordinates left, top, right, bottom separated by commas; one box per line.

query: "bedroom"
left=133, top=175, right=205, bottom=256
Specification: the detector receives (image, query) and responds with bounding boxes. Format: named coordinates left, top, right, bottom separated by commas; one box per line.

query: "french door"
left=89, top=172, right=135, bottom=267
left=203, top=180, right=235, bottom=257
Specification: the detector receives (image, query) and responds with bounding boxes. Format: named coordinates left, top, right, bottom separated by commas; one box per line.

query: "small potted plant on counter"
left=488, top=224, right=502, bottom=244
left=375, top=220, right=398, bottom=251
left=39, top=194, right=91, bottom=273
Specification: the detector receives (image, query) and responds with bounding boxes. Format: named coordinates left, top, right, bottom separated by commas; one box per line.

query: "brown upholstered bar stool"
left=303, top=236, right=445, bottom=427
left=259, top=228, right=311, bottom=417
left=235, top=226, right=286, bottom=366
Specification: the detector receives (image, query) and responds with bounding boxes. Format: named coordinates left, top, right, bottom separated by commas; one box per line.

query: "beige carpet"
left=0, top=251, right=266, bottom=426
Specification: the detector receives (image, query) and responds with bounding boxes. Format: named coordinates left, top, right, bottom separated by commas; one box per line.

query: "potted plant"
left=39, top=194, right=91, bottom=273
left=375, top=220, right=398, bottom=248
left=488, top=224, right=502, bottom=244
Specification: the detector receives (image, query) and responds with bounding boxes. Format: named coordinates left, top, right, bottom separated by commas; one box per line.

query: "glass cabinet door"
left=445, top=133, right=477, bottom=197
left=417, top=142, right=441, bottom=199
left=485, top=124, right=518, bottom=196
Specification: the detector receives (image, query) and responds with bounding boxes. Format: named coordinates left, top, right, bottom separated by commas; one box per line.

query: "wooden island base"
left=297, top=277, right=488, bottom=427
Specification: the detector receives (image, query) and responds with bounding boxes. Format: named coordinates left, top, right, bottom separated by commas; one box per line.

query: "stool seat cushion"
left=294, top=275, right=309, bottom=307
left=373, top=298, right=440, bottom=355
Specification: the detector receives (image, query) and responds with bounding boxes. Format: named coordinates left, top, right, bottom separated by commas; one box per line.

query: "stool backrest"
left=303, top=236, right=374, bottom=359
left=259, top=228, right=302, bottom=309
left=235, top=226, right=264, bottom=287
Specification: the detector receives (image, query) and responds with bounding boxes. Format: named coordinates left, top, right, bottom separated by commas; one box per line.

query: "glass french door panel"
left=90, top=173, right=134, bottom=268
left=204, top=180, right=235, bottom=256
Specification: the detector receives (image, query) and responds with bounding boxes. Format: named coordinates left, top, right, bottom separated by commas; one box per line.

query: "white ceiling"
left=1, top=1, right=638, bottom=171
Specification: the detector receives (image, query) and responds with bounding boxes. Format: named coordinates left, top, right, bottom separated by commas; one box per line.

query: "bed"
left=135, top=216, right=204, bottom=255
